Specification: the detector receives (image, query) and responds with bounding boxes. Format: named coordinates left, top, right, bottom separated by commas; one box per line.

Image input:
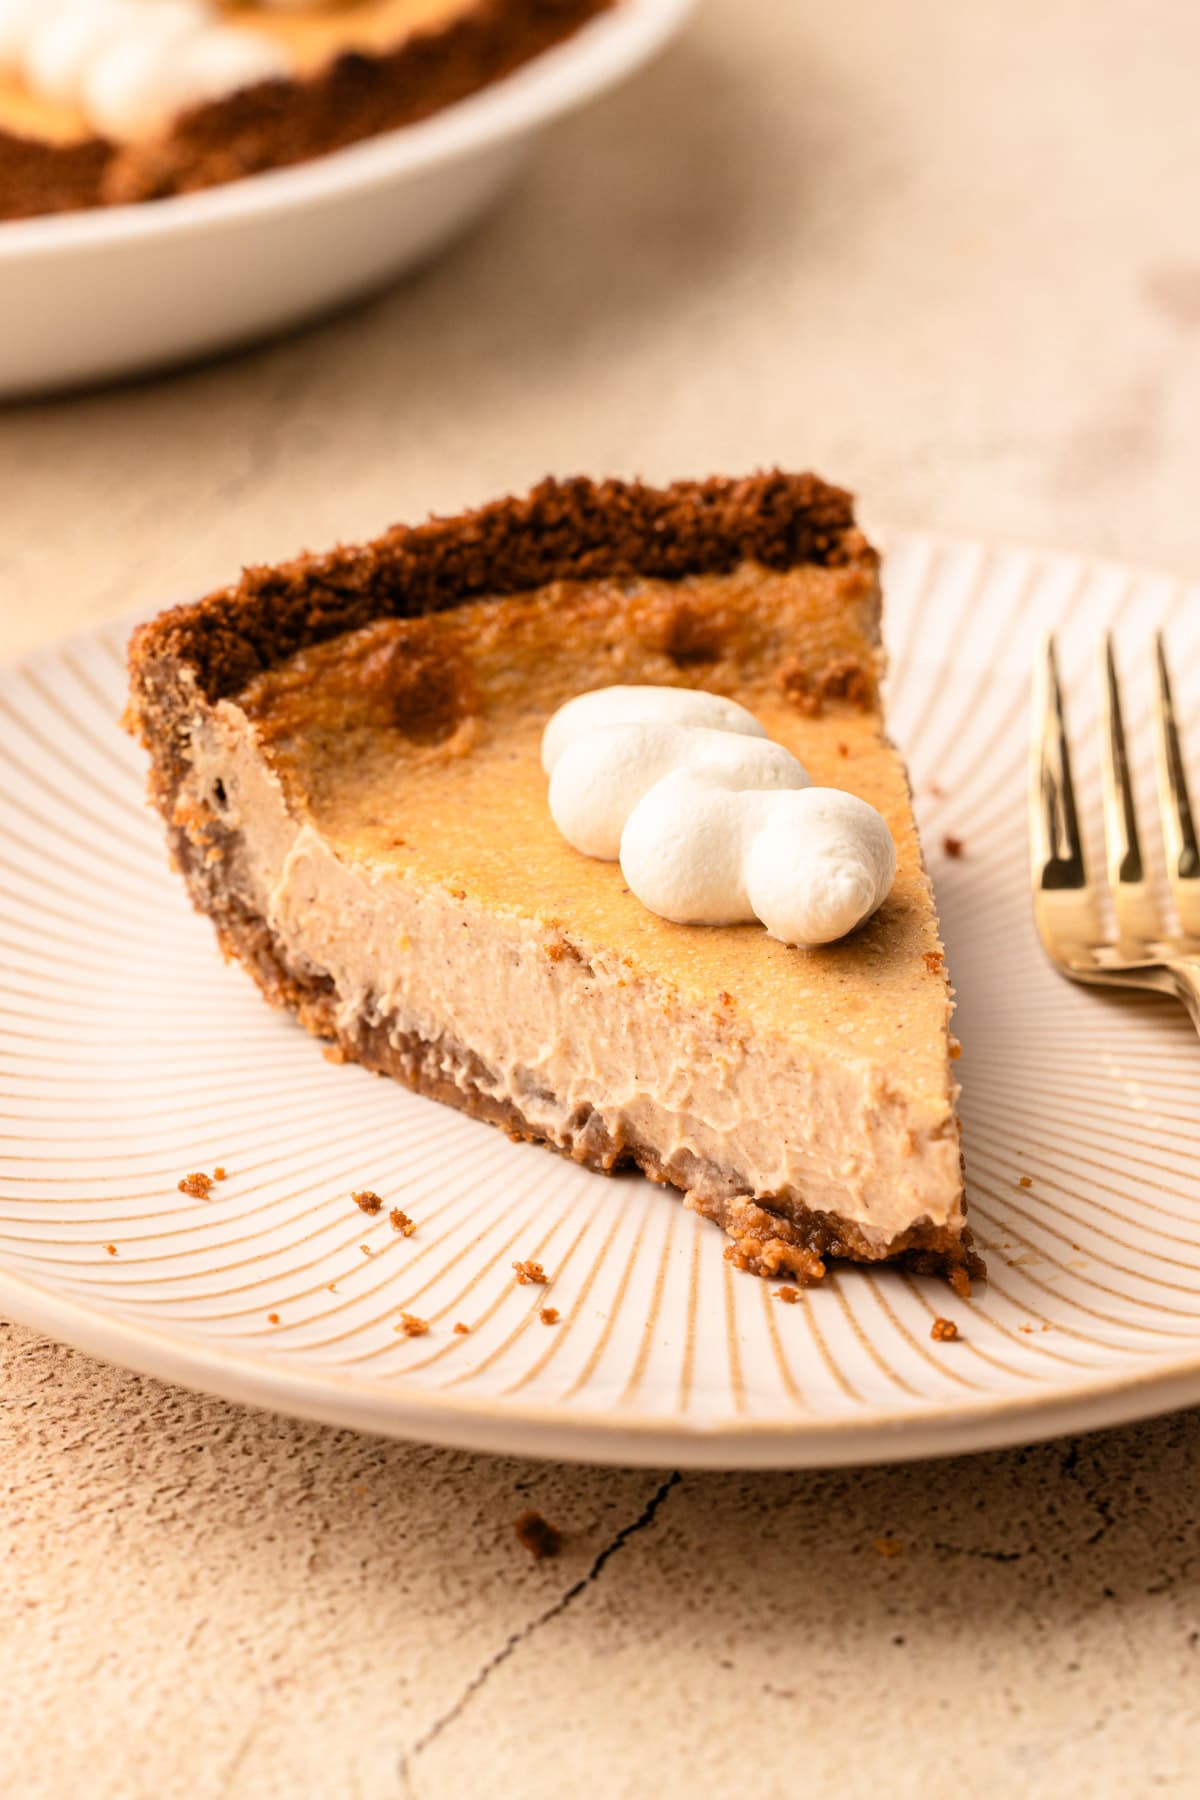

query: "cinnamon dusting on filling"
left=778, top=654, right=876, bottom=718
left=362, top=635, right=475, bottom=743
left=661, top=597, right=723, bottom=665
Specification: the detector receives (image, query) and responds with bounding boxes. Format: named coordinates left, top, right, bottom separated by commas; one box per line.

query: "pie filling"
left=158, top=559, right=968, bottom=1277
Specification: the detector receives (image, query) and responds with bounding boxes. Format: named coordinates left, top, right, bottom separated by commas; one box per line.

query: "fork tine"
left=1031, top=634, right=1088, bottom=891
left=1099, top=635, right=1160, bottom=942
left=1153, top=632, right=1200, bottom=936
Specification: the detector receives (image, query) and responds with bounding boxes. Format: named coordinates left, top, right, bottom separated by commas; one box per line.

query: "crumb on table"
left=942, top=834, right=965, bottom=858
left=1018, top=1175, right=1033, bottom=1189
left=396, top=1313, right=429, bottom=1338
left=453, top=1321, right=470, bottom=1335
left=539, top=1306, right=559, bottom=1326
left=178, top=1172, right=214, bottom=1199
left=267, top=1312, right=280, bottom=1325
left=515, top=1510, right=563, bottom=1560
left=213, top=1166, right=227, bottom=1181
left=930, top=1316, right=959, bottom=1342
left=389, top=1207, right=416, bottom=1237
left=513, top=1259, right=549, bottom=1286
left=774, top=1285, right=801, bottom=1304
left=353, top=1189, right=383, bottom=1215
left=104, top=1244, right=117, bottom=1257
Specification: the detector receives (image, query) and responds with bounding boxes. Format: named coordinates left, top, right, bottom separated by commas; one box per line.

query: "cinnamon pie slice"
left=127, top=473, right=976, bottom=1287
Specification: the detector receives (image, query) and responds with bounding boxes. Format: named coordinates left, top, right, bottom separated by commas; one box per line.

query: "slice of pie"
left=0, top=0, right=610, bottom=221
left=127, top=472, right=977, bottom=1288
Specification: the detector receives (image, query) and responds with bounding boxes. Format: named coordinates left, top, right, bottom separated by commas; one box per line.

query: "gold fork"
left=1031, top=632, right=1200, bottom=1029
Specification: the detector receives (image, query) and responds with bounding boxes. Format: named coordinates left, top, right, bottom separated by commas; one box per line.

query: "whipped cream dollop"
left=542, top=686, right=897, bottom=947
left=0, top=0, right=292, bottom=141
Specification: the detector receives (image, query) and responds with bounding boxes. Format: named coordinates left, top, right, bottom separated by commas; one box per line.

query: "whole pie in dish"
left=0, top=0, right=612, bottom=221
left=126, top=472, right=978, bottom=1290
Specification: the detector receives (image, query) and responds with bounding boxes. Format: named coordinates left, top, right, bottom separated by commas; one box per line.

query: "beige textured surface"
left=3, top=1, right=1200, bottom=1794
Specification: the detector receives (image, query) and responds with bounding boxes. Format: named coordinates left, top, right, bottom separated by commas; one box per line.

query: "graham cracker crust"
left=130, top=469, right=870, bottom=705
left=0, top=0, right=610, bottom=221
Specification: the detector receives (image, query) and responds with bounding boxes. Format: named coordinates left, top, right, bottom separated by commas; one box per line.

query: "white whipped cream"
left=0, top=0, right=291, bottom=141
left=542, top=686, right=896, bottom=947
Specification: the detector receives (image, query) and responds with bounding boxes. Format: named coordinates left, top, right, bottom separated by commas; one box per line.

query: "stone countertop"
left=2, top=1, right=1199, bottom=1794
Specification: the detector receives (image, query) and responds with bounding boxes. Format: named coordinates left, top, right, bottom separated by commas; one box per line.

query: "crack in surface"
left=399, top=1471, right=681, bottom=1791
left=928, top=1539, right=1026, bottom=1564
left=925, top=1443, right=1124, bottom=1568
left=1059, top=1440, right=1119, bottom=1549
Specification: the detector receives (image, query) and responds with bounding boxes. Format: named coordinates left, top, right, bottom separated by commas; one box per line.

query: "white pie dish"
left=0, top=0, right=693, bottom=398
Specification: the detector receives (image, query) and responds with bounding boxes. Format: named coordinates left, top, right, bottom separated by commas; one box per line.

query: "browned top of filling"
left=232, top=559, right=955, bottom=1097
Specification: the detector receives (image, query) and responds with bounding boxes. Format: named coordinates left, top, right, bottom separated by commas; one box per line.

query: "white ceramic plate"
left=1, top=529, right=1199, bottom=1467
left=0, top=0, right=692, bottom=398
